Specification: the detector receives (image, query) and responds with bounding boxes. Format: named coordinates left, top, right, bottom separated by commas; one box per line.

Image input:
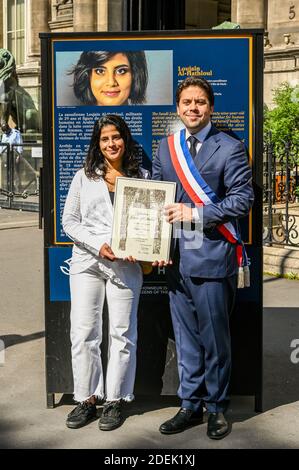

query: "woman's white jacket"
left=62, top=167, right=149, bottom=274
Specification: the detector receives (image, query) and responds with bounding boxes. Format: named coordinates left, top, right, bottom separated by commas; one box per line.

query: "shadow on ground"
left=0, top=331, right=45, bottom=349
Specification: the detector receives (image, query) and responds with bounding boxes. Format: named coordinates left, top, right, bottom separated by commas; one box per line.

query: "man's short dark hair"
left=71, top=51, right=148, bottom=105
left=176, top=77, right=214, bottom=107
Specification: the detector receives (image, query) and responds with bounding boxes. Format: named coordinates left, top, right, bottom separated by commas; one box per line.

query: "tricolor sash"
left=167, top=129, right=250, bottom=288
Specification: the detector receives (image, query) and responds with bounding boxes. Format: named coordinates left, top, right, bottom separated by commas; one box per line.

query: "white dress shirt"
left=186, top=121, right=212, bottom=154
left=0, top=128, right=23, bottom=154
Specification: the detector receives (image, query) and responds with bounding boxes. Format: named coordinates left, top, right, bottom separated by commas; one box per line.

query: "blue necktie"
left=188, top=135, right=198, bottom=159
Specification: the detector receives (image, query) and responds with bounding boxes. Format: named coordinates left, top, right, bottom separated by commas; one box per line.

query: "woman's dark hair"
left=84, top=114, right=141, bottom=180
left=71, top=51, right=148, bottom=105
left=176, top=77, right=214, bottom=107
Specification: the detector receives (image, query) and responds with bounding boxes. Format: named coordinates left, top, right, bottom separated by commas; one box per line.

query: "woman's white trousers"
left=70, top=260, right=143, bottom=403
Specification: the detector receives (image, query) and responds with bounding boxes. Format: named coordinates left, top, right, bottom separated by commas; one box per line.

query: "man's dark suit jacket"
left=152, top=125, right=254, bottom=278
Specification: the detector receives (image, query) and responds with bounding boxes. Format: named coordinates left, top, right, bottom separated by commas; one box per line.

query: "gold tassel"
left=244, top=265, right=250, bottom=287
left=237, top=266, right=244, bottom=289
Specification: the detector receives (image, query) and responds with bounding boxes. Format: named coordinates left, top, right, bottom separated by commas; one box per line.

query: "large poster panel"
left=52, top=35, right=252, bottom=245
left=42, top=30, right=263, bottom=409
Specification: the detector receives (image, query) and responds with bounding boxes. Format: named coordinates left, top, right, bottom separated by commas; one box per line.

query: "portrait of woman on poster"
left=70, top=51, right=148, bottom=106
left=62, top=114, right=150, bottom=431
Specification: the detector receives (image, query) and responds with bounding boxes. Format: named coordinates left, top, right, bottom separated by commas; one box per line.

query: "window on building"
left=5, top=0, right=25, bottom=65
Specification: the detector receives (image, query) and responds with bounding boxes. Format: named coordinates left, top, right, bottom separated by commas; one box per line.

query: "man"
left=152, top=77, right=254, bottom=440
left=0, top=123, right=23, bottom=154
left=0, top=123, right=23, bottom=191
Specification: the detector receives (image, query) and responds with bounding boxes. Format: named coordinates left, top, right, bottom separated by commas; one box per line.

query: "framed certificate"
left=111, top=177, right=176, bottom=262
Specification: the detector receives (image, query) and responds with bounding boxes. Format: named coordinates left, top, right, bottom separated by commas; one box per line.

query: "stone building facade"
left=232, top=0, right=299, bottom=107
left=0, top=0, right=298, bottom=117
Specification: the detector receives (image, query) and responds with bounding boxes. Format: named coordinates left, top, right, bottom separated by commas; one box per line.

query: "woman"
left=71, top=51, right=148, bottom=106
left=62, top=114, right=149, bottom=431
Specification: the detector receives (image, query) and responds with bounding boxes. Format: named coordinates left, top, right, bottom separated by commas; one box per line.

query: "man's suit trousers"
left=167, top=266, right=237, bottom=413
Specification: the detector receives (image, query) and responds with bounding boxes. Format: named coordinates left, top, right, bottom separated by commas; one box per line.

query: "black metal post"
left=285, top=141, right=290, bottom=243
left=267, top=136, right=273, bottom=245
left=39, top=167, right=43, bottom=230
left=7, top=147, right=12, bottom=209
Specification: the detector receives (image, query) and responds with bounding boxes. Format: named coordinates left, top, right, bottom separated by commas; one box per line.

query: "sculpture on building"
left=0, top=48, right=40, bottom=134
left=55, top=0, right=73, bottom=10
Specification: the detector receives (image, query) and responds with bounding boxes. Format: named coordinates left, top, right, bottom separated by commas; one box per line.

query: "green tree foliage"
left=264, top=82, right=299, bottom=152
